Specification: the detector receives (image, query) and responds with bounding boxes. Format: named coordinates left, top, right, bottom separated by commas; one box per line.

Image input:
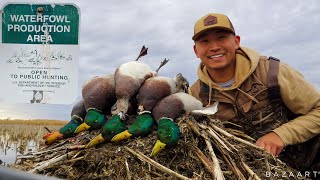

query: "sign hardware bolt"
left=37, top=7, right=43, bottom=14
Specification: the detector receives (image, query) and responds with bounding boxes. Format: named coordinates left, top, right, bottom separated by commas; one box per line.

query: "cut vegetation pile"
left=11, top=115, right=298, bottom=180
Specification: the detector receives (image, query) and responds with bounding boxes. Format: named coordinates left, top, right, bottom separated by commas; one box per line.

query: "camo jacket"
left=189, top=47, right=320, bottom=170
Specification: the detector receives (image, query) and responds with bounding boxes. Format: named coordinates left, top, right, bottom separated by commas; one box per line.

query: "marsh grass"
left=0, top=119, right=67, bottom=165
left=0, top=119, right=67, bottom=126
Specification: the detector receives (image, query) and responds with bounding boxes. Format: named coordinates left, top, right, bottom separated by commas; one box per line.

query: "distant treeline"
left=0, top=119, right=67, bottom=126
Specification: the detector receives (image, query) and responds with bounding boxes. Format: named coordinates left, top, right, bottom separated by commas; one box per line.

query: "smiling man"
left=189, top=13, right=320, bottom=171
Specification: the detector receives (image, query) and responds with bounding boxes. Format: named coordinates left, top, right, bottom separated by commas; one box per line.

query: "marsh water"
left=0, top=121, right=64, bottom=166
left=0, top=136, right=39, bottom=165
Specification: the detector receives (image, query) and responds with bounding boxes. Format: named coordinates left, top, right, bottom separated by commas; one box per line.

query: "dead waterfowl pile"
left=11, top=114, right=299, bottom=180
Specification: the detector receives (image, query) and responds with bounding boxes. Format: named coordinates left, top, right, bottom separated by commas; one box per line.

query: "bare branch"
left=29, top=151, right=77, bottom=173
left=209, top=124, right=265, bottom=152
left=202, top=133, right=225, bottom=180
left=124, top=146, right=191, bottom=180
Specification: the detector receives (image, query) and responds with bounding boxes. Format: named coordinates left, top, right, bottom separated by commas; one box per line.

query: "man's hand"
left=255, top=132, right=284, bottom=156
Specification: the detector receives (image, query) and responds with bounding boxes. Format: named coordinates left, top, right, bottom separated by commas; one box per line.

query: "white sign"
left=0, top=3, right=80, bottom=104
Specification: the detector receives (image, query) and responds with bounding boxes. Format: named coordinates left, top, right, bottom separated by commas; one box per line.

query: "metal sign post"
left=0, top=3, right=80, bottom=104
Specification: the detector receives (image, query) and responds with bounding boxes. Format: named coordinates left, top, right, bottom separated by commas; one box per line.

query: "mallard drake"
left=74, top=74, right=116, bottom=134
left=111, top=111, right=154, bottom=142
left=85, top=112, right=127, bottom=148
left=111, top=46, right=169, bottom=115
left=111, top=74, right=189, bottom=142
left=150, top=92, right=203, bottom=157
left=136, top=75, right=187, bottom=112
left=111, top=46, right=153, bottom=115
left=43, top=99, right=86, bottom=145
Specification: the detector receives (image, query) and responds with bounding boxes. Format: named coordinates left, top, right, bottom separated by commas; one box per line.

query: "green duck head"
left=150, top=117, right=180, bottom=157
left=43, top=115, right=83, bottom=145
left=86, top=112, right=127, bottom=148
left=60, top=115, right=83, bottom=138
left=74, top=108, right=106, bottom=134
left=111, top=111, right=154, bottom=142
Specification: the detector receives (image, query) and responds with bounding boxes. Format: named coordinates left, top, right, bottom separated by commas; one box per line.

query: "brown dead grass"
left=0, top=119, right=67, bottom=126
left=0, top=120, right=67, bottom=155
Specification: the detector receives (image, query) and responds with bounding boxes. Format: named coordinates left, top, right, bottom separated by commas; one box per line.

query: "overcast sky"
left=0, top=0, right=319, bottom=120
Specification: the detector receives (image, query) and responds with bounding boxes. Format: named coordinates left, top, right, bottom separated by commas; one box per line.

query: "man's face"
left=193, top=29, right=240, bottom=74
